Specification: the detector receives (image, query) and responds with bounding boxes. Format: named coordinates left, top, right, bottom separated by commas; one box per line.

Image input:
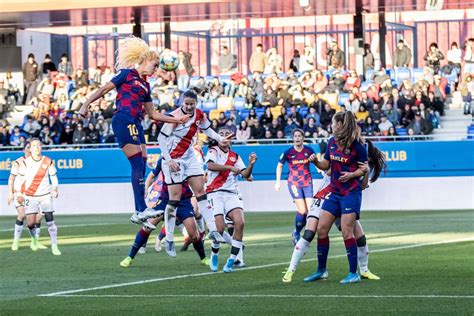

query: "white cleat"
left=165, top=240, right=176, bottom=258
left=137, top=208, right=164, bottom=221
left=142, top=220, right=156, bottom=230
left=130, top=212, right=141, bottom=225
left=155, top=236, right=163, bottom=252
left=138, top=247, right=146, bottom=254
left=206, top=231, right=226, bottom=243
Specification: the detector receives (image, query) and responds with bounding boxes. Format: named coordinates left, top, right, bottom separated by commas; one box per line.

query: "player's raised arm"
left=240, top=153, right=257, bottom=180
left=143, top=102, right=189, bottom=124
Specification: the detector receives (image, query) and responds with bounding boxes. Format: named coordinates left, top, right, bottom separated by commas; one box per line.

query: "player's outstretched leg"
left=120, top=227, right=152, bottom=267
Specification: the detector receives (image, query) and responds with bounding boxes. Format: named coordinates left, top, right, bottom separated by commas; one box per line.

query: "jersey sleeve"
left=48, top=160, right=57, bottom=176
left=236, top=154, right=246, bottom=170
left=110, top=69, right=128, bottom=88
left=198, top=114, right=211, bottom=130
left=153, top=158, right=163, bottom=176
left=324, top=138, right=333, bottom=161
left=205, top=147, right=218, bottom=163
left=159, top=122, right=174, bottom=137
left=278, top=149, right=288, bottom=164
left=10, top=161, right=19, bottom=176
left=355, top=141, right=368, bottom=163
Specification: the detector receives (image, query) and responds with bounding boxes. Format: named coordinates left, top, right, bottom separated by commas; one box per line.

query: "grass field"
left=0, top=210, right=473, bottom=315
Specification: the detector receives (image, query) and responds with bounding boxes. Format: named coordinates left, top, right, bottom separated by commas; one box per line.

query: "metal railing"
left=0, top=133, right=471, bottom=152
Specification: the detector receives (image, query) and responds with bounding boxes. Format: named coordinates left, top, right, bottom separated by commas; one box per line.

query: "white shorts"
left=162, top=153, right=204, bottom=185
left=208, top=191, right=244, bottom=220
left=24, top=195, right=54, bottom=215
left=308, top=198, right=322, bottom=219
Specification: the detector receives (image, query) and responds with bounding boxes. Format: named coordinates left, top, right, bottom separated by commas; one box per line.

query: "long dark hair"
left=333, top=111, right=359, bottom=149
left=366, top=139, right=387, bottom=183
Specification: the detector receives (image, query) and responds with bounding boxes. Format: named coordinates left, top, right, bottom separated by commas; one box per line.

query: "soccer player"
left=120, top=160, right=210, bottom=267
left=78, top=36, right=188, bottom=229
left=283, top=140, right=385, bottom=282
left=158, top=90, right=233, bottom=255
left=206, top=127, right=257, bottom=273
left=303, top=112, right=371, bottom=284
left=8, top=142, right=46, bottom=251
left=14, top=139, right=61, bottom=256
left=275, top=129, right=315, bottom=244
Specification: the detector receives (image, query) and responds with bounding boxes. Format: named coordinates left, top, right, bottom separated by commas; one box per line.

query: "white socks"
left=288, top=238, right=310, bottom=272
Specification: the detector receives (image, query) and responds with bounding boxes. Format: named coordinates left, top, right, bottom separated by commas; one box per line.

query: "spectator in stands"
left=343, top=70, right=361, bottom=92
left=73, top=123, right=86, bottom=144
left=289, top=50, right=300, bottom=72
left=276, top=82, right=291, bottom=106
left=146, top=123, right=159, bottom=142
left=387, top=126, right=398, bottom=140
left=344, top=93, right=360, bottom=113
left=177, top=51, right=195, bottom=91
left=95, top=116, right=109, bottom=137
left=57, top=53, right=73, bottom=79
left=369, top=103, right=383, bottom=124
left=5, top=72, right=20, bottom=105
left=218, top=46, right=237, bottom=75
left=401, top=103, right=415, bottom=127
left=74, top=68, right=88, bottom=89
left=305, top=106, right=320, bottom=126
left=284, top=117, right=298, bottom=138
left=41, top=54, right=56, bottom=79
left=268, top=119, right=282, bottom=137
left=228, top=108, right=242, bottom=127
left=287, top=105, right=303, bottom=127
left=384, top=103, right=399, bottom=126
left=355, top=104, right=369, bottom=123
left=360, top=90, right=374, bottom=110
left=264, top=129, right=273, bottom=139
left=447, top=42, right=462, bottom=74
left=236, top=120, right=251, bottom=141
left=9, top=126, right=26, bottom=146
left=217, top=111, right=227, bottom=127
left=264, top=48, right=283, bottom=75
left=259, top=107, right=273, bottom=127
left=286, top=70, right=299, bottom=86
left=250, top=119, right=265, bottom=139
left=363, top=44, right=375, bottom=76
left=86, top=122, right=100, bottom=144
left=299, top=46, right=315, bottom=73
left=424, top=43, right=444, bottom=73
left=426, top=90, right=444, bottom=117
left=303, top=117, right=318, bottom=137
left=22, top=53, right=40, bottom=105
left=320, top=103, right=335, bottom=128
left=393, top=39, right=412, bottom=68
left=463, top=38, right=474, bottom=76
left=327, top=41, right=345, bottom=70
left=59, top=125, right=73, bottom=144
left=235, top=77, right=253, bottom=106
left=39, top=125, right=53, bottom=145
left=262, top=86, right=278, bottom=107
left=311, top=94, right=326, bottom=115
left=0, top=81, right=8, bottom=113
left=206, top=78, right=224, bottom=101
left=362, top=116, right=380, bottom=136
left=378, top=114, right=393, bottom=135
left=313, top=70, right=328, bottom=94
left=23, top=116, right=41, bottom=137
left=249, top=44, right=267, bottom=74
left=408, top=111, right=432, bottom=135
left=430, top=75, right=447, bottom=104
left=210, top=119, right=219, bottom=131
left=0, top=124, right=10, bottom=146
left=326, top=70, right=345, bottom=93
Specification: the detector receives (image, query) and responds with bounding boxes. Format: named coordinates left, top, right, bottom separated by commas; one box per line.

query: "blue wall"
left=0, top=140, right=473, bottom=184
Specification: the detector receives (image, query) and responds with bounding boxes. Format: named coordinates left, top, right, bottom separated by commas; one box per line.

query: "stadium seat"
left=255, top=108, right=264, bottom=119
left=395, top=68, right=411, bottom=84
left=387, top=69, right=395, bottom=80
left=233, top=97, right=246, bottom=110
left=396, top=127, right=408, bottom=135
left=217, top=96, right=233, bottom=111
left=209, top=109, right=221, bottom=120
left=202, top=100, right=217, bottom=111
left=338, top=93, right=350, bottom=106
left=239, top=109, right=250, bottom=120
left=298, top=107, right=308, bottom=117
left=412, top=68, right=424, bottom=80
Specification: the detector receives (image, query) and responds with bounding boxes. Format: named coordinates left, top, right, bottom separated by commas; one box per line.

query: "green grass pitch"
left=1, top=210, right=473, bottom=315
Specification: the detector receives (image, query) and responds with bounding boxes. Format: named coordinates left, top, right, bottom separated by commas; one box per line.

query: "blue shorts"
left=154, top=199, right=195, bottom=222
left=288, top=184, right=313, bottom=200
left=322, top=190, right=362, bottom=220
left=111, top=112, right=146, bottom=148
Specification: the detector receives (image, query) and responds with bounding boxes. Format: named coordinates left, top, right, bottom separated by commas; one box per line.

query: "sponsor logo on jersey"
left=344, top=149, right=351, bottom=154
left=230, top=157, right=236, bottom=162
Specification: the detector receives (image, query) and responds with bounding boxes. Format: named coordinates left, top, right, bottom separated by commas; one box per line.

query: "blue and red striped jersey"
left=111, top=69, right=152, bottom=119
left=279, top=145, right=315, bottom=187
left=324, top=137, right=368, bottom=196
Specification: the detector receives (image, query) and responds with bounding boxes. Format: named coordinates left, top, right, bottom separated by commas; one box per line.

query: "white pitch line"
left=0, top=223, right=120, bottom=232
left=51, top=294, right=474, bottom=299
left=37, top=236, right=474, bottom=297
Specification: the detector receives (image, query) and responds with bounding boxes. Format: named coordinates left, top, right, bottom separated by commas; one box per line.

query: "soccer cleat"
left=340, top=272, right=361, bottom=284
left=292, top=231, right=300, bottom=246
left=223, top=258, right=235, bottom=273
left=210, top=253, right=219, bottom=272
left=201, top=257, right=211, bottom=266
left=130, top=212, right=141, bottom=225
left=30, top=238, right=38, bottom=251
left=51, top=244, right=61, bottom=256
left=120, top=256, right=133, bottom=267
left=206, top=231, right=226, bottom=243
left=361, top=270, right=380, bottom=280
left=155, top=236, right=163, bottom=252
left=37, top=242, right=48, bottom=250
left=137, top=208, right=164, bottom=221
left=303, top=270, right=329, bottom=282
left=234, top=260, right=246, bottom=268
left=165, top=240, right=176, bottom=257
left=138, top=247, right=146, bottom=254
left=282, top=269, right=294, bottom=283
left=11, top=239, right=19, bottom=251
left=142, top=220, right=156, bottom=231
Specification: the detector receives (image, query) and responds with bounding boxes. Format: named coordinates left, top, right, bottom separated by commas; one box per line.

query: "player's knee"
left=356, top=235, right=367, bottom=247
left=17, top=214, right=25, bottom=221
left=341, top=227, right=354, bottom=240
left=44, top=212, right=54, bottom=222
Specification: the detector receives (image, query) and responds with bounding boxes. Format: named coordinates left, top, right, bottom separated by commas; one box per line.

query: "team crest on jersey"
left=134, top=80, right=148, bottom=92
left=304, top=152, right=309, bottom=157
left=229, top=157, right=236, bottom=162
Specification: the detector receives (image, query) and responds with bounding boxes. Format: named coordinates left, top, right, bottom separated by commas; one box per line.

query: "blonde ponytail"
left=115, top=36, right=157, bottom=70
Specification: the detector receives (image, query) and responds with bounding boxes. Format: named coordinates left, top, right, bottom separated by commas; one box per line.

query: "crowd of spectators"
left=0, top=37, right=473, bottom=148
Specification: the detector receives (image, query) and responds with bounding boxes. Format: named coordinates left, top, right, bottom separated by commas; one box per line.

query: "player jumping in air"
left=78, top=36, right=188, bottom=230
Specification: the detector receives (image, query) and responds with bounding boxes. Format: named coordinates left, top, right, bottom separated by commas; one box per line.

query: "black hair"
left=366, top=139, right=387, bottom=183
left=182, top=90, right=198, bottom=101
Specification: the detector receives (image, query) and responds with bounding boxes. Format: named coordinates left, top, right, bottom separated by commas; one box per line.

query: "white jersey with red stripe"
left=205, top=146, right=246, bottom=194
left=314, top=173, right=331, bottom=200
left=10, top=156, right=25, bottom=176
left=17, top=156, right=57, bottom=197
left=160, top=108, right=211, bottom=160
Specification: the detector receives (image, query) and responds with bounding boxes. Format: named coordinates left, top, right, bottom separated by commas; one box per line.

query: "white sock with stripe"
left=288, top=238, right=310, bottom=272
left=47, top=221, right=58, bottom=245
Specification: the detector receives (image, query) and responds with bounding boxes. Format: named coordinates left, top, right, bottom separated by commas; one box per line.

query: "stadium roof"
left=0, top=0, right=470, bottom=28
